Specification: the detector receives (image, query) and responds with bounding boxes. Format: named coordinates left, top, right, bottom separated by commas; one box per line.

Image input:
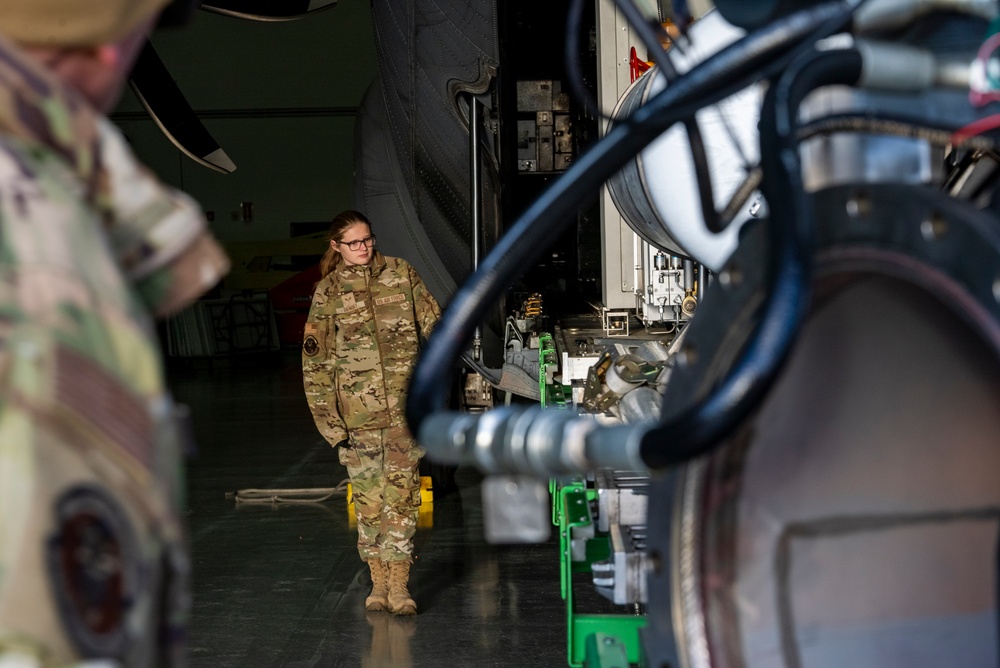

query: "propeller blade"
left=128, top=40, right=237, bottom=174
left=199, top=0, right=337, bottom=21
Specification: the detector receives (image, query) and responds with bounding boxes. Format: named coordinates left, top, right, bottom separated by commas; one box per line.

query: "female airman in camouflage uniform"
left=302, top=210, right=441, bottom=615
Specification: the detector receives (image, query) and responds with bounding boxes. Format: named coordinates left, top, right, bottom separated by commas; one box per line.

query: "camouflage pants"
left=340, top=424, right=421, bottom=562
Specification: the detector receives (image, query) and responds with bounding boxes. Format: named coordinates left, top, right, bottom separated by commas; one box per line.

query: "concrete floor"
left=168, top=350, right=569, bottom=668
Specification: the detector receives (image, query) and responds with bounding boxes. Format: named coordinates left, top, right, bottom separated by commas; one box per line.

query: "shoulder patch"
left=303, top=335, right=320, bottom=357
left=47, top=485, right=138, bottom=659
left=304, top=322, right=318, bottom=336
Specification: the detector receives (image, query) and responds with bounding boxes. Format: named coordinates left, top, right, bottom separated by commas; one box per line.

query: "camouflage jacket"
left=0, top=34, right=228, bottom=666
left=302, top=252, right=441, bottom=444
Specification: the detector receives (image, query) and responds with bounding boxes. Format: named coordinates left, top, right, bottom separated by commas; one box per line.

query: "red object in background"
left=269, top=264, right=321, bottom=345
left=629, top=46, right=652, bottom=83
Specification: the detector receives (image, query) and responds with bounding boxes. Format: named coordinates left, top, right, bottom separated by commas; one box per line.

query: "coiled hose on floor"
left=226, top=479, right=350, bottom=505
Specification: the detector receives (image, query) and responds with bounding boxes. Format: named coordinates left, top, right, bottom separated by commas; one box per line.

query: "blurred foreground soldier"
left=0, top=1, right=228, bottom=665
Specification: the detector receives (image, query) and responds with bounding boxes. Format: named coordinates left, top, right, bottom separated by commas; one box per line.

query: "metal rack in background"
left=166, top=291, right=281, bottom=357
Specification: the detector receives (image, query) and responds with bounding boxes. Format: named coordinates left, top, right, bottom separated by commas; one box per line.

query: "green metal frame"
left=558, top=482, right=646, bottom=667
left=537, top=331, right=645, bottom=666
left=551, top=478, right=561, bottom=526
left=539, top=333, right=571, bottom=409
left=585, top=633, right=633, bottom=668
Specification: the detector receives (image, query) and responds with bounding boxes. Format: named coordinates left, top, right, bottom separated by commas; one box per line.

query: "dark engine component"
left=643, top=182, right=1000, bottom=667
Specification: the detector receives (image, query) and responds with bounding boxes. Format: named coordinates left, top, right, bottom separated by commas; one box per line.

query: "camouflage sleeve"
left=409, top=262, right=441, bottom=343
left=302, top=283, right=348, bottom=446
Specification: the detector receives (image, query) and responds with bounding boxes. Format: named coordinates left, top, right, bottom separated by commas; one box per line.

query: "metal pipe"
left=697, top=263, right=707, bottom=302
left=470, top=94, right=482, bottom=361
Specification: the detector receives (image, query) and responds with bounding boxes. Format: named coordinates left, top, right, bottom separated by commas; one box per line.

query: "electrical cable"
left=796, top=112, right=1000, bottom=151
left=407, top=2, right=856, bottom=436
left=952, top=112, right=1000, bottom=146
left=796, top=112, right=1000, bottom=200
left=157, top=0, right=201, bottom=27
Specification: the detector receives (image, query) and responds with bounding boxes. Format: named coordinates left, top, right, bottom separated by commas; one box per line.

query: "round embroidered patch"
left=303, top=335, right=320, bottom=357
left=47, top=485, right=138, bottom=659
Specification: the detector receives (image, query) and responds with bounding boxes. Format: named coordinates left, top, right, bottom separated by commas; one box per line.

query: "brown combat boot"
left=365, top=559, right=389, bottom=611
left=387, top=560, right=417, bottom=615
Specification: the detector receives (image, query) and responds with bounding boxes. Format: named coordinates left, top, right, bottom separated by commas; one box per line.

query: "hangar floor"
left=169, top=349, right=569, bottom=668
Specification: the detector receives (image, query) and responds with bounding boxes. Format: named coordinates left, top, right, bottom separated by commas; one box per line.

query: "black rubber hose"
left=635, top=47, right=865, bottom=469
left=407, top=2, right=853, bottom=434
left=684, top=116, right=722, bottom=233
left=797, top=112, right=1000, bottom=152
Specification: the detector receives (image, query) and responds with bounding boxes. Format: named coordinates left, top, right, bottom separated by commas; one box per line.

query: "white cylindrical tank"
left=607, top=10, right=763, bottom=272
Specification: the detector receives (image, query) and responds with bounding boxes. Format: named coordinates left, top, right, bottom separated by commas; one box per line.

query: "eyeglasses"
left=338, top=234, right=376, bottom=251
